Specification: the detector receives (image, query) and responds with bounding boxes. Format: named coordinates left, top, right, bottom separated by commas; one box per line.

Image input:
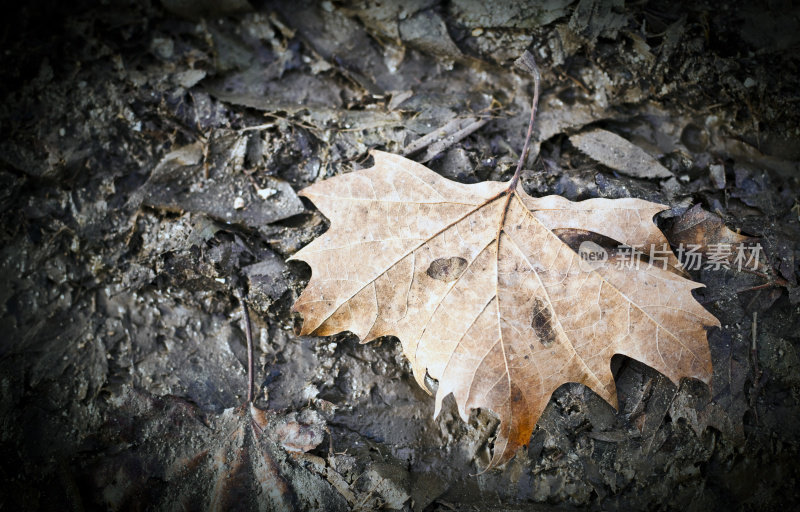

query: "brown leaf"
left=291, top=150, right=719, bottom=468
left=668, top=204, right=750, bottom=251
left=668, top=204, right=764, bottom=271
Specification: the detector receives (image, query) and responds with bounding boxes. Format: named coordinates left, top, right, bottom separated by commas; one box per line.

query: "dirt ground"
left=1, top=0, right=799, bottom=510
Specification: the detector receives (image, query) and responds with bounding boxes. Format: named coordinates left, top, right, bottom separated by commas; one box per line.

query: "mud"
left=1, top=1, right=799, bottom=510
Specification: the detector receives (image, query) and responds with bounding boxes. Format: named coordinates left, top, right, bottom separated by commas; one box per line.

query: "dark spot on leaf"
left=531, top=298, right=556, bottom=347
left=552, top=228, right=618, bottom=254
left=426, top=256, right=468, bottom=282
left=510, top=384, right=524, bottom=405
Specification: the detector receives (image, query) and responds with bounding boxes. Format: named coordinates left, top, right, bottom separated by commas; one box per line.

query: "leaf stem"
left=509, top=50, right=541, bottom=192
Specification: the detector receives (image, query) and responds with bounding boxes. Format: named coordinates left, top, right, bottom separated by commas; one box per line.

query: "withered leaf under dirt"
left=84, top=389, right=344, bottom=511
left=291, top=150, right=719, bottom=467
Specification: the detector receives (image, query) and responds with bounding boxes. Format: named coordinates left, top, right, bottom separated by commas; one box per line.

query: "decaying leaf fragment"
left=290, top=150, right=719, bottom=468
left=668, top=203, right=764, bottom=270
left=85, top=390, right=345, bottom=511
left=570, top=128, right=673, bottom=179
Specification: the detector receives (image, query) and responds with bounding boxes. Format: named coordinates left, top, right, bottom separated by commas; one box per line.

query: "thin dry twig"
left=418, top=118, right=490, bottom=163
left=236, top=287, right=255, bottom=403
left=402, top=116, right=489, bottom=162
left=750, top=311, right=763, bottom=422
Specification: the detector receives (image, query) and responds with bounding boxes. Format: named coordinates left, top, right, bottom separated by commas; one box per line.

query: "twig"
left=238, top=122, right=276, bottom=133
left=402, top=116, right=488, bottom=161
left=325, top=426, right=335, bottom=459
left=236, top=287, right=255, bottom=403
left=416, top=118, right=490, bottom=163
left=403, top=118, right=464, bottom=155
left=698, top=276, right=787, bottom=305
left=564, top=73, right=590, bottom=94
left=750, top=311, right=762, bottom=422
left=737, top=282, right=782, bottom=295
left=355, top=477, right=384, bottom=511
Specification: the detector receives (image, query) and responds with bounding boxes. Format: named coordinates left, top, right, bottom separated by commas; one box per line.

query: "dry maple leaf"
left=290, top=54, right=719, bottom=468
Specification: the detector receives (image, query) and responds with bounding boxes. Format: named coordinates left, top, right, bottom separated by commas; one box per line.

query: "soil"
left=1, top=0, right=799, bottom=510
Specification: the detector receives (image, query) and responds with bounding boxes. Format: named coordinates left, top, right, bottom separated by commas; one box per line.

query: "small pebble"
left=709, top=164, right=726, bottom=189
left=233, top=196, right=245, bottom=209
left=471, top=27, right=484, bottom=37
left=257, top=187, right=277, bottom=199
